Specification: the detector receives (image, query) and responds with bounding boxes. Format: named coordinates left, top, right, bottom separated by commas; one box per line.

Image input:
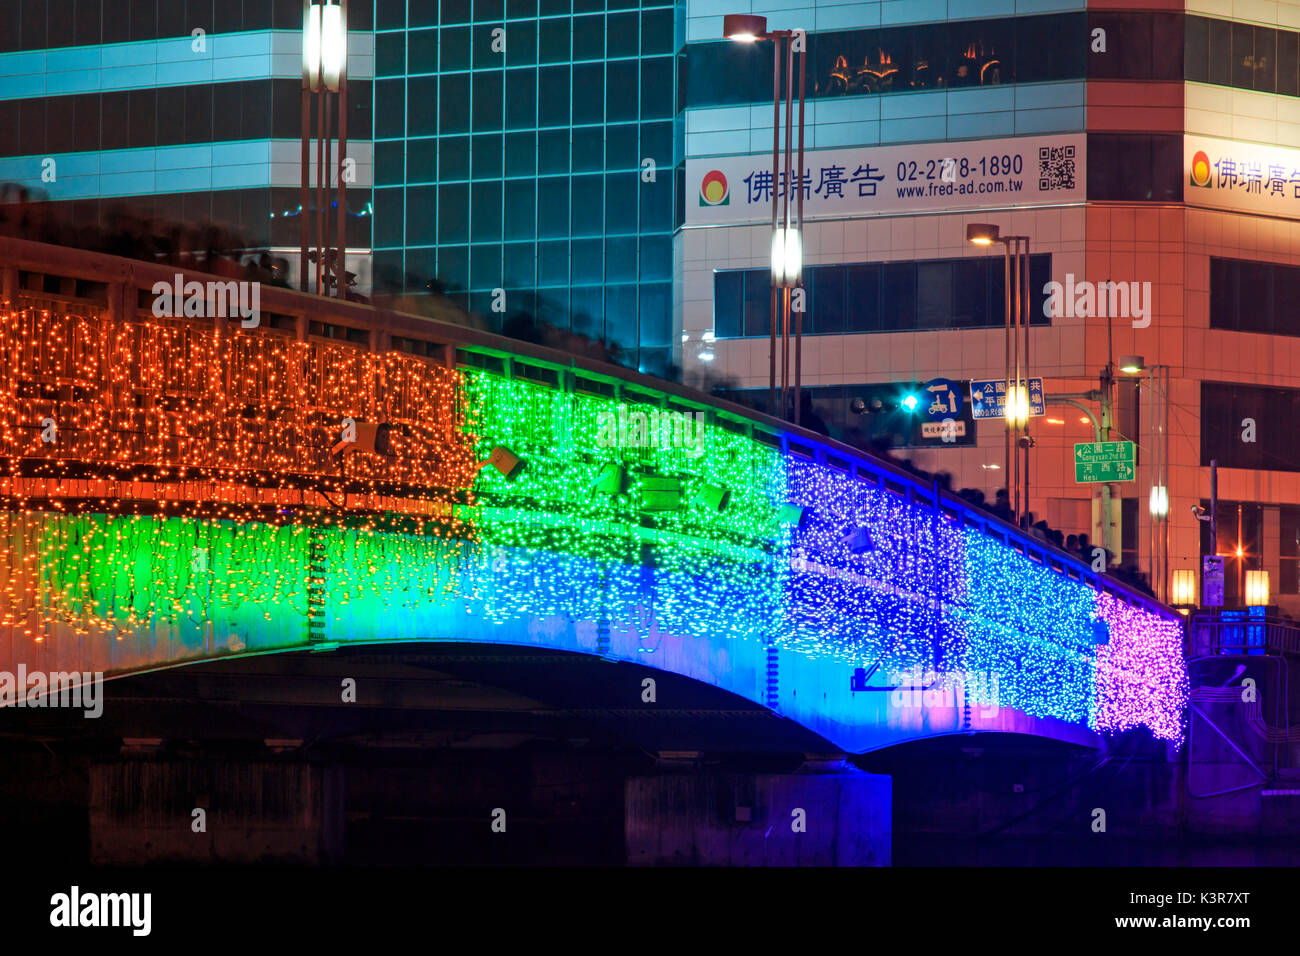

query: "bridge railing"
left=0, top=234, right=1180, bottom=624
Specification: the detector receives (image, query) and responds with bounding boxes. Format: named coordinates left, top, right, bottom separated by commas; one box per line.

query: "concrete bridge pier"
left=89, top=756, right=345, bottom=865
left=625, top=754, right=891, bottom=866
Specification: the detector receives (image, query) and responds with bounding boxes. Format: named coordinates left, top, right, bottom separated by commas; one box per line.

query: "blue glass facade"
left=371, top=0, right=679, bottom=375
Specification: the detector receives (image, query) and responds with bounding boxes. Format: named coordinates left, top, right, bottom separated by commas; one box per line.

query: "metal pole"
left=324, top=90, right=333, bottom=295
left=793, top=31, right=805, bottom=427
left=1012, top=240, right=1022, bottom=523
left=1021, top=237, right=1031, bottom=524
left=781, top=34, right=794, bottom=421
left=1210, top=458, right=1218, bottom=562
left=316, top=75, right=325, bottom=295
left=1147, top=366, right=1155, bottom=586
left=1162, top=365, right=1171, bottom=600
left=769, top=36, right=779, bottom=416
left=300, top=0, right=311, bottom=293
left=1003, top=242, right=1012, bottom=517
left=336, top=0, right=349, bottom=299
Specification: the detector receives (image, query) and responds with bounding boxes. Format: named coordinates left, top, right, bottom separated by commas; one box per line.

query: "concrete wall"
left=626, top=766, right=891, bottom=865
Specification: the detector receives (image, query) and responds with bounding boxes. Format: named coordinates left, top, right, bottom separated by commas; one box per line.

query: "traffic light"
left=900, top=391, right=920, bottom=413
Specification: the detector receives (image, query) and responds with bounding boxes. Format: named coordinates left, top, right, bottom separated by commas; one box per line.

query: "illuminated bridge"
left=0, top=236, right=1187, bottom=757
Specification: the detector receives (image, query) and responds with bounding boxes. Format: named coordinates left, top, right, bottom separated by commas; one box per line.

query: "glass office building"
left=0, top=1, right=376, bottom=265
left=0, top=0, right=679, bottom=376
left=370, top=0, right=679, bottom=375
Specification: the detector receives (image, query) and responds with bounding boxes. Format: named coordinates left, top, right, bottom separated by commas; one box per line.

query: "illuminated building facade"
left=680, top=1, right=1300, bottom=615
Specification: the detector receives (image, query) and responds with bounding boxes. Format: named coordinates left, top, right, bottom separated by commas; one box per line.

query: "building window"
left=1282, top=506, right=1300, bottom=595
left=686, top=13, right=1085, bottom=109
left=1201, top=382, right=1300, bottom=472
left=713, top=254, right=1051, bottom=338
left=1087, top=133, right=1182, bottom=202
left=1210, top=257, right=1300, bottom=336
left=1199, top=500, right=1265, bottom=608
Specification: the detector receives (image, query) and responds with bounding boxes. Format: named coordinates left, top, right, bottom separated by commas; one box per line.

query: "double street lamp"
left=967, top=223, right=1032, bottom=524
left=724, top=14, right=806, bottom=425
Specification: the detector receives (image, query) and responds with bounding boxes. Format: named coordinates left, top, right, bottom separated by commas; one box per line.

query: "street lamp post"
left=302, top=0, right=348, bottom=298
left=724, top=14, right=806, bottom=425
left=967, top=223, right=1032, bottom=524
left=1120, top=356, right=1172, bottom=601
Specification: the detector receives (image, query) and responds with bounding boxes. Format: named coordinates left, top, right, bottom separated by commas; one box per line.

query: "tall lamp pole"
left=302, top=0, right=349, bottom=298
left=967, top=223, right=1032, bottom=524
left=724, top=14, right=806, bottom=424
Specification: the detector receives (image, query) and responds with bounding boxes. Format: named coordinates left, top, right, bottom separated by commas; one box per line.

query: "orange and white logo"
left=699, top=169, right=729, bottom=206
left=1190, top=150, right=1211, bottom=188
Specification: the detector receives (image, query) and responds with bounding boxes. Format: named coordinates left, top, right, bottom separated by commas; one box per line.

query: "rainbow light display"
left=0, top=305, right=1188, bottom=750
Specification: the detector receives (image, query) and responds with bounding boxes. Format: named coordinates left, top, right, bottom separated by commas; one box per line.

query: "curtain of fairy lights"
left=0, top=304, right=1187, bottom=742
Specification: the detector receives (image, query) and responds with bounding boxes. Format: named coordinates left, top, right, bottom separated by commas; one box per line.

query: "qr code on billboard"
left=1039, top=145, right=1076, bottom=191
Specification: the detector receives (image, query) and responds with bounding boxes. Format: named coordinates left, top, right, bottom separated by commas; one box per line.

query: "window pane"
left=439, top=74, right=470, bottom=132
left=573, top=62, right=605, bottom=125
left=810, top=266, right=845, bottom=333
left=505, top=68, right=537, bottom=129
left=743, top=271, right=772, bottom=337
left=406, top=186, right=436, bottom=244
left=440, top=135, right=469, bottom=180
left=539, top=18, right=570, bottom=62
left=916, top=261, right=953, bottom=329
left=952, top=259, right=986, bottom=327
left=538, top=241, right=569, bottom=286
left=1232, top=22, right=1254, bottom=89
left=538, top=129, right=569, bottom=174
left=573, top=14, right=604, bottom=61
left=880, top=263, right=916, bottom=330
left=715, top=271, right=744, bottom=338
left=504, top=131, right=537, bottom=175
left=438, top=184, right=469, bottom=243
left=571, top=174, right=604, bottom=236
left=441, top=27, right=471, bottom=71
left=504, top=180, right=536, bottom=239
left=1279, top=29, right=1299, bottom=97
left=845, top=264, right=880, bottom=332
left=538, top=178, right=571, bottom=237
left=538, top=65, right=570, bottom=126
left=1185, top=16, right=1208, bottom=84
left=1209, top=19, right=1231, bottom=86
left=473, top=71, right=504, bottom=130
left=1254, top=26, right=1277, bottom=93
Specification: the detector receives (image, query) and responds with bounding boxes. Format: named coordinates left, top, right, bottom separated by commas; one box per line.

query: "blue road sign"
left=969, top=378, right=1045, bottom=420
left=921, top=378, right=962, bottom=421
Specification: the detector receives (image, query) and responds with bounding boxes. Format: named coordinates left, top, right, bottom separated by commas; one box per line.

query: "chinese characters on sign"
left=1073, top=441, right=1136, bottom=484
left=1185, top=134, right=1300, bottom=219
left=969, top=378, right=1045, bottom=420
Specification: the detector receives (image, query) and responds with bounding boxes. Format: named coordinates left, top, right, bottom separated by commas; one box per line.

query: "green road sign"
left=1074, top=441, right=1135, bottom=483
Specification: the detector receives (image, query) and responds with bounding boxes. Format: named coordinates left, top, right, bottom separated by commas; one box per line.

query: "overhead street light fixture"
left=1119, top=355, right=1145, bottom=374
left=723, top=13, right=768, bottom=41
left=966, top=220, right=1032, bottom=525
left=965, top=223, right=1000, bottom=246
left=725, top=11, right=807, bottom=426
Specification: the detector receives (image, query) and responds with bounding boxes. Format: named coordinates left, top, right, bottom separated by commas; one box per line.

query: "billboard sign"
left=686, top=134, right=1086, bottom=226
left=1185, top=134, right=1300, bottom=219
